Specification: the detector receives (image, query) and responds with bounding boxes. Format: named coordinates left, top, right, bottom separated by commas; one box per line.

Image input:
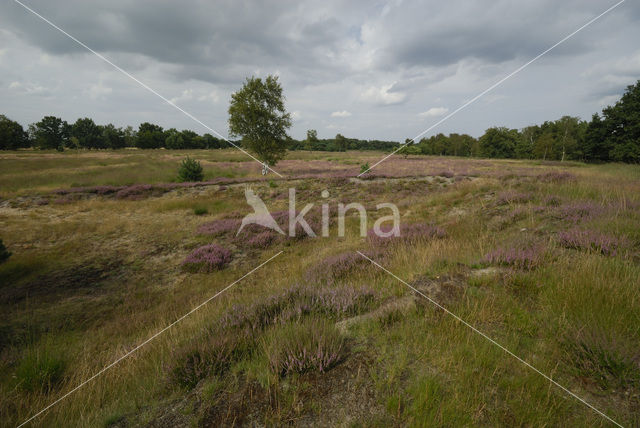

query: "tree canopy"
left=228, top=75, right=292, bottom=166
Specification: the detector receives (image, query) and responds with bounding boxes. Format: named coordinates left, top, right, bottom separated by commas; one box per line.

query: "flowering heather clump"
left=368, top=222, right=446, bottom=247
left=554, top=201, right=605, bottom=223
left=437, top=170, right=455, bottom=178
left=537, top=171, right=577, bottom=183
left=245, top=230, right=280, bottom=248
left=484, top=244, right=545, bottom=270
left=181, top=244, right=232, bottom=273
left=265, top=319, right=346, bottom=376
left=557, top=228, right=626, bottom=256
left=114, top=184, right=156, bottom=200
left=197, top=218, right=241, bottom=237
left=496, top=191, right=533, bottom=205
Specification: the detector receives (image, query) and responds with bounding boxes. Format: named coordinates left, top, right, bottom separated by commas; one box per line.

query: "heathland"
left=0, top=149, right=639, bottom=427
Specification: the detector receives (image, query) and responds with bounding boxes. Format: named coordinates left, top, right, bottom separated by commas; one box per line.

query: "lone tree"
left=228, top=75, right=292, bottom=169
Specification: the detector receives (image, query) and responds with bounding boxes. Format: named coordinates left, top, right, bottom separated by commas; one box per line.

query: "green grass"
left=0, top=150, right=638, bottom=426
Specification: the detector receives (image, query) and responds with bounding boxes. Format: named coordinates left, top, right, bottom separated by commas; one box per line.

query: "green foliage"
left=177, top=157, right=204, bottom=182
left=0, top=115, right=29, bottom=150
left=228, top=75, right=292, bottom=166
left=0, top=239, right=10, bottom=264
left=479, top=127, right=520, bottom=158
left=193, top=207, right=208, bottom=216
left=136, top=122, right=164, bottom=149
left=72, top=117, right=102, bottom=149
left=360, top=162, right=370, bottom=174
left=600, top=80, right=640, bottom=163
left=15, top=349, right=66, bottom=393
left=30, top=116, right=70, bottom=150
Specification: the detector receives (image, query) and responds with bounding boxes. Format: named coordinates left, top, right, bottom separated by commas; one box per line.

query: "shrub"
left=178, top=157, right=204, bottom=182
left=305, top=252, right=371, bottom=283
left=167, top=334, right=245, bottom=389
left=360, top=162, right=370, bottom=174
left=496, top=191, right=533, bottom=205
left=368, top=222, right=446, bottom=247
left=554, top=201, right=605, bottom=223
left=181, top=244, right=232, bottom=273
left=245, top=230, right=280, bottom=248
left=193, top=207, right=208, bottom=216
left=15, top=350, right=66, bottom=392
left=557, top=228, right=625, bottom=256
left=264, top=319, right=346, bottom=376
left=484, top=244, right=545, bottom=270
left=220, top=284, right=376, bottom=332
left=197, top=218, right=241, bottom=237
left=0, top=239, right=10, bottom=264
left=537, top=171, right=576, bottom=183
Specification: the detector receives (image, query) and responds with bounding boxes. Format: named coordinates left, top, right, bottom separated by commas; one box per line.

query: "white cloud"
left=331, top=110, right=352, bottom=117
left=170, top=89, right=194, bottom=104
left=418, top=107, right=448, bottom=118
left=361, top=83, right=406, bottom=106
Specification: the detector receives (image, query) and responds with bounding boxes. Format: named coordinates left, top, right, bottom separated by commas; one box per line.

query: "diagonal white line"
left=358, top=0, right=626, bottom=177
left=357, top=251, right=623, bottom=427
left=12, top=0, right=283, bottom=177
left=17, top=251, right=283, bottom=428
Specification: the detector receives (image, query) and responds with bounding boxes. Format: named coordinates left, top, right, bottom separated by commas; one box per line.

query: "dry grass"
left=0, top=150, right=639, bottom=426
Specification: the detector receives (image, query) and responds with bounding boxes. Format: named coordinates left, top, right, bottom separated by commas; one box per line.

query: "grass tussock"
left=264, top=319, right=347, bottom=376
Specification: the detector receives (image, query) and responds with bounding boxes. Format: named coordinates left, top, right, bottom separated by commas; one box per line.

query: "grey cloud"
left=0, top=0, right=639, bottom=140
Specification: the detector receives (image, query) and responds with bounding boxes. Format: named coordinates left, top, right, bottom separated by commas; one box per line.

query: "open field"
left=1, top=149, right=639, bottom=427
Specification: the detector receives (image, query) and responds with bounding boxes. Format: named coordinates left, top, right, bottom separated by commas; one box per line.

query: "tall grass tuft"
left=15, top=349, right=66, bottom=393
left=264, top=319, right=346, bottom=376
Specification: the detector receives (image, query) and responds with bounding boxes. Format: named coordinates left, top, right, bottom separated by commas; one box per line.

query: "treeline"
left=1, top=80, right=638, bottom=163
left=288, top=130, right=400, bottom=152
left=0, top=117, right=228, bottom=151
left=412, top=80, right=640, bottom=163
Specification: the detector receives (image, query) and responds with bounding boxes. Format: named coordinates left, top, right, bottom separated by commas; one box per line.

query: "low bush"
left=181, top=244, right=232, bottom=273
left=368, top=222, right=445, bottom=248
left=496, top=191, right=533, bottom=205
left=554, top=201, right=605, bottom=223
left=557, top=228, right=626, bottom=256
left=167, top=333, right=251, bottom=389
left=197, top=218, right=241, bottom=237
left=220, top=284, right=376, bottom=332
left=0, top=239, right=10, bottom=264
left=537, top=171, right=576, bottom=183
left=305, top=252, right=372, bottom=283
left=264, top=319, right=346, bottom=376
left=484, top=244, right=545, bottom=270
left=193, top=207, right=208, bottom=216
left=178, top=157, right=204, bottom=182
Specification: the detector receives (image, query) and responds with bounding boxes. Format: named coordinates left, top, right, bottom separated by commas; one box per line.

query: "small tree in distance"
left=178, top=157, right=204, bottom=182
left=228, top=75, right=292, bottom=169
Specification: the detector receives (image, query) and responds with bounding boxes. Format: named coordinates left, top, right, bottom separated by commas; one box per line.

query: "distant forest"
left=1, top=80, right=638, bottom=163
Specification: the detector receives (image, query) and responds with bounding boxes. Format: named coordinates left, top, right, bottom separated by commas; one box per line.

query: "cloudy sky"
left=1, top=0, right=639, bottom=141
